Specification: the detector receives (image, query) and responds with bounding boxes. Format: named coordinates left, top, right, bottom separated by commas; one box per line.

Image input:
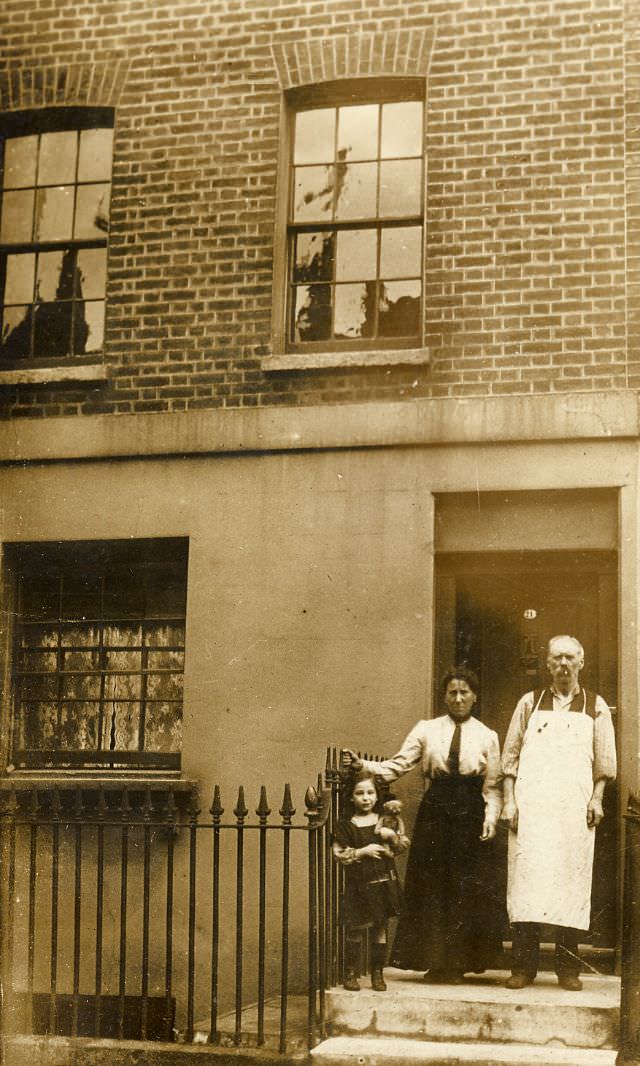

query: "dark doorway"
left=434, top=550, right=618, bottom=954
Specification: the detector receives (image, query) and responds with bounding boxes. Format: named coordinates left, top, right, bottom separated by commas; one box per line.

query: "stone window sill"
left=262, top=347, right=430, bottom=372
left=0, top=363, right=107, bottom=386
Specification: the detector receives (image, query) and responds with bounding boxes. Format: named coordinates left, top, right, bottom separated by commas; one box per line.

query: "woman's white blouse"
left=360, top=715, right=502, bottom=826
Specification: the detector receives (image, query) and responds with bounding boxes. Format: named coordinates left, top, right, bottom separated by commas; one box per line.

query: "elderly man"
left=500, top=634, right=616, bottom=991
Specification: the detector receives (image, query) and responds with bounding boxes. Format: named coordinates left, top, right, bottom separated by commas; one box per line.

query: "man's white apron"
left=507, top=693, right=595, bottom=930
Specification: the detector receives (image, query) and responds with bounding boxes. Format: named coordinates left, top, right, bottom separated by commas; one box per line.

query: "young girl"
left=332, top=770, right=408, bottom=991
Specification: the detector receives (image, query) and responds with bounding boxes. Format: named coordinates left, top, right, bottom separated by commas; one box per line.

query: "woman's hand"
left=500, top=799, right=519, bottom=833
left=358, top=843, right=388, bottom=860
left=342, top=749, right=364, bottom=771
left=480, top=820, right=496, bottom=841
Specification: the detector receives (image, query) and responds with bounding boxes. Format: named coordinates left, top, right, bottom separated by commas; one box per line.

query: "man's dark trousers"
left=511, top=922, right=581, bottom=979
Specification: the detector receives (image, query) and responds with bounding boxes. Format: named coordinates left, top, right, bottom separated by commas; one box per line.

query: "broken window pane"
left=292, top=283, right=332, bottom=341
left=33, top=301, right=72, bottom=357
left=3, top=136, right=38, bottom=189
left=378, top=279, right=421, bottom=337
left=38, top=130, right=77, bottom=185
left=380, top=226, right=422, bottom=278
left=78, top=128, right=115, bottom=182
left=293, top=165, right=334, bottom=222
left=381, top=101, right=423, bottom=158
left=74, top=183, right=110, bottom=239
left=334, top=282, right=376, bottom=338
left=379, top=159, right=422, bottom=217
left=294, top=108, right=335, bottom=164
left=338, top=105, right=378, bottom=162
left=293, top=231, right=335, bottom=283
left=1, top=189, right=35, bottom=243
left=5, top=254, right=36, bottom=305
left=36, top=251, right=66, bottom=302
left=1, top=305, right=32, bottom=358
left=34, top=185, right=74, bottom=241
left=336, top=229, right=377, bottom=281
left=76, top=299, right=104, bottom=353
left=335, top=161, right=377, bottom=220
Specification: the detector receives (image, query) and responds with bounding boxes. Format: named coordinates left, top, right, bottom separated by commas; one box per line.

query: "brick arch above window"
left=270, top=28, right=436, bottom=91
left=0, top=58, right=131, bottom=113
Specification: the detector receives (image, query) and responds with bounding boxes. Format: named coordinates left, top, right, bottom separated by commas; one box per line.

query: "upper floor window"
left=0, top=107, right=114, bottom=365
left=5, top=538, right=188, bottom=772
left=285, top=82, right=424, bottom=354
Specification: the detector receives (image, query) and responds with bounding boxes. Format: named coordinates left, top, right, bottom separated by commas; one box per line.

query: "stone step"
left=311, top=1035, right=618, bottom=1066
left=326, top=969, right=619, bottom=1050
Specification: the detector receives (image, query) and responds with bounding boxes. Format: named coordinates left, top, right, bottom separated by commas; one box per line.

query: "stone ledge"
left=0, top=363, right=107, bottom=386
left=262, top=348, right=429, bottom=371
left=0, top=390, right=636, bottom=463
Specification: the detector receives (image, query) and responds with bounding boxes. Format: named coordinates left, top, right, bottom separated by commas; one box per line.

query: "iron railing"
left=0, top=748, right=362, bottom=1054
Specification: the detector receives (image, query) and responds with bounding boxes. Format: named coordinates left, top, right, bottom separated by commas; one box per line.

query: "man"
left=500, top=634, right=616, bottom=991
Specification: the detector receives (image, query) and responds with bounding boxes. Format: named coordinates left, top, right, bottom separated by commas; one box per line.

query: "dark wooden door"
left=434, top=551, right=618, bottom=951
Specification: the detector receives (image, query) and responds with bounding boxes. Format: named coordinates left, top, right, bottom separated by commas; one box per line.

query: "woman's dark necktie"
left=447, top=723, right=461, bottom=775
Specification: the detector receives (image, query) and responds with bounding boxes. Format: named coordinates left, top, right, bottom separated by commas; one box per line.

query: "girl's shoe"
left=371, top=967, right=387, bottom=992
left=343, top=969, right=360, bottom=991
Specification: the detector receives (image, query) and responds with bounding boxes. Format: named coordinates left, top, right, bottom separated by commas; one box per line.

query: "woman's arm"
left=481, top=730, right=502, bottom=838
left=344, top=722, right=426, bottom=783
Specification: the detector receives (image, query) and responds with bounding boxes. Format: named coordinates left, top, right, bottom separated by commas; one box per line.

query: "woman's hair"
left=441, top=666, right=480, bottom=696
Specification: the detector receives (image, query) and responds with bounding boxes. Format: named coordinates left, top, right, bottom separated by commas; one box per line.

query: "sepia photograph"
left=0, top=1, right=632, bottom=1064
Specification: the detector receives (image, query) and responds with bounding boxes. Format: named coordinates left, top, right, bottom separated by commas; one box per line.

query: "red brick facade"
left=0, top=0, right=636, bottom=417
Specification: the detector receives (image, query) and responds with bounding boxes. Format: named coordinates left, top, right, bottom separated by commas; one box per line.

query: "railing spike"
left=51, top=787, right=62, bottom=817
left=142, top=788, right=153, bottom=821
left=96, top=786, right=108, bottom=820
left=305, top=785, right=319, bottom=810
left=279, top=783, right=295, bottom=823
left=332, top=746, right=338, bottom=772
left=209, top=785, right=224, bottom=820
left=120, top=787, right=130, bottom=818
left=234, top=786, right=248, bottom=822
left=256, top=785, right=271, bottom=821
left=74, top=787, right=84, bottom=818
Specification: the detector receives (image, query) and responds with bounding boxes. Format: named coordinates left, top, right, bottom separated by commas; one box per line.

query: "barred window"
left=6, top=539, right=188, bottom=771
left=286, top=83, right=424, bottom=353
left=0, top=108, right=114, bottom=365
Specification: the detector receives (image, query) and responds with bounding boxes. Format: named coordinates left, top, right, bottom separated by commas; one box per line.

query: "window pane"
left=338, top=105, right=378, bottom=162
left=378, top=279, right=421, bottom=337
left=292, top=284, right=331, bottom=342
left=78, top=128, right=114, bottom=182
left=0, top=305, right=31, bottom=357
left=380, top=226, right=422, bottom=278
left=76, top=299, right=105, bottom=353
left=74, top=182, right=110, bottom=238
left=293, top=231, right=334, bottom=283
left=61, top=673, right=102, bottom=700
left=0, top=189, right=34, bottom=242
left=294, top=108, right=335, bottom=164
left=36, top=251, right=66, bottom=301
left=4, top=136, right=38, bottom=189
left=379, top=159, right=422, bottom=217
left=145, top=704, right=182, bottom=752
left=147, top=672, right=183, bottom=700
left=59, top=702, right=98, bottom=750
left=336, top=229, right=377, bottom=281
left=33, top=301, right=72, bottom=357
left=104, top=701, right=140, bottom=750
left=381, top=101, right=423, bottom=158
left=5, top=254, right=35, bottom=304
left=335, top=162, right=377, bottom=219
left=293, top=165, right=334, bottom=222
left=334, top=281, right=376, bottom=338
left=38, top=130, right=77, bottom=185
left=76, top=247, right=107, bottom=299
left=34, top=185, right=74, bottom=240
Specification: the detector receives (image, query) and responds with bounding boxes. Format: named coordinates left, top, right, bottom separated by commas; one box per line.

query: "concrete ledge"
left=262, top=348, right=429, bottom=371
left=311, top=1035, right=618, bottom=1066
left=0, top=364, right=107, bottom=385
left=1, top=1035, right=307, bottom=1066
left=0, top=390, right=637, bottom=464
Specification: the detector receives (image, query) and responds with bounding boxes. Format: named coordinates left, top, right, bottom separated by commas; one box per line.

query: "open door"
left=435, top=550, right=618, bottom=954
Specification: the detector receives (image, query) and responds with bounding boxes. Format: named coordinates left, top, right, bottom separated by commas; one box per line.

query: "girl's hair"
left=441, top=666, right=480, bottom=696
left=342, top=767, right=383, bottom=815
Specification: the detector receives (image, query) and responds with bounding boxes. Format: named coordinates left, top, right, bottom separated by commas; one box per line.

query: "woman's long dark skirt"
left=391, top=775, right=505, bottom=973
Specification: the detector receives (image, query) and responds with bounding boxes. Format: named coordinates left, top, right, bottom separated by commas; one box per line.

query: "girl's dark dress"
left=334, top=818, right=403, bottom=928
left=390, top=775, right=504, bottom=973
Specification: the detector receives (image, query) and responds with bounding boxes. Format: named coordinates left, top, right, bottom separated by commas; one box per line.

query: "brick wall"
left=0, top=0, right=634, bottom=417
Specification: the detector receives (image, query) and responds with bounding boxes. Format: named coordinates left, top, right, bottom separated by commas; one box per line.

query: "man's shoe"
left=558, top=974, right=583, bottom=991
left=506, top=973, right=533, bottom=989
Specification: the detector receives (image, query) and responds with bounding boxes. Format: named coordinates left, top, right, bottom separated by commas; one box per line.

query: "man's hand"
left=587, top=797, right=604, bottom=827
left=480, top=820, right=496, bottom=841
left=500, top=799, right=519, bottom=833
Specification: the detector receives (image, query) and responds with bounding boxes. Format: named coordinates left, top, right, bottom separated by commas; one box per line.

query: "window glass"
left=0, top=110, right=113, bottom=363
left=287, top=90, right=424, bottom=350
left=9, top=539, right=188, bottom=771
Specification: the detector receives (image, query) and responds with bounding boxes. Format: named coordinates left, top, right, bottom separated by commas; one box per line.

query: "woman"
left=345, top=668, right=504, bottom=983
